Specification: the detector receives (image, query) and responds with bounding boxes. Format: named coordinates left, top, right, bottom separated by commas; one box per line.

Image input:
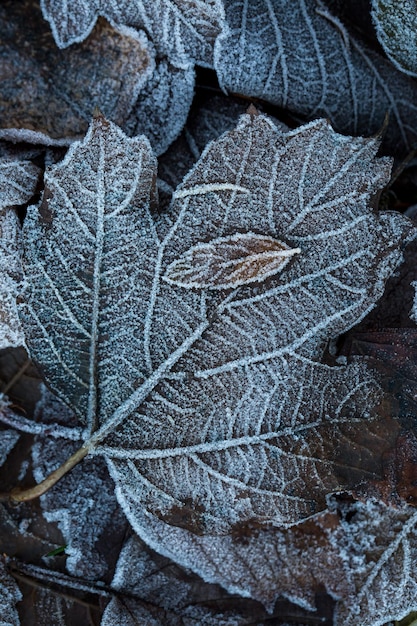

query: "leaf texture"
left=20, top=113, right=414, bottom=533
left=214, top=0, right=417, bottom=154
left=107, top=498, right=348, bottom=612
left=123, top=60, right=195, bottom=156
left=372, top=0, right=417, bottom=77
left=0, top=559, right=21, bottom=626
left=40, top=0, right=225, bottom=67
left=0, top=157, right=40, bottom=349
left=332, top=500, right=417, bottom=626
left=0, top=210, right=25, bottom=350
left=0, top=159, right=41, bottom=211
left=32, top=434, right=126, bottom=580
left=21, top=115, right=158, bottom=430
left=164, top=233, right=301, bottom=288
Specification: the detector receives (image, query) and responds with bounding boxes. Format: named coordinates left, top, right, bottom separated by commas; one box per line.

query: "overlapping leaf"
left=372, top=0, right=417, bottom=77
left=214, top=0, right=417, bottom=154
left=0, top=1, right=154, bottom=146
left=110, top=498, right=348, bottom=612
left=40, top=0, right=225, bottom=67
left=20, top=112, right=414, bottom=535
left=0, top=157, right=40, bottom=349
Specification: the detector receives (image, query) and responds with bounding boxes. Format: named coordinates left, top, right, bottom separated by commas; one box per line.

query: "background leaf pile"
left=3, top=1, right=417, bottom=625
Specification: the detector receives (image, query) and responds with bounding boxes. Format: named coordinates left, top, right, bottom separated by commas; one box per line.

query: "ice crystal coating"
left=0, top=211, right=24, bottom=350
left=164, top=232, right=301, bottom=289
left=123, top=60, right=195, bottom=156
left=0, top=156, right=40, bottom=349
left=21, top=114, right=158, bottom=430
left=372, top=0, right=417, bottom=77
left=0, top=559, right=21, bottom=626
left=32, top=437, right=126, bottom=580
left=0, top=159, right=40, bottom=211
left=214, top=0, right=417, bottom=154
left=331, top=500, right=417, bottom=626
left=40, top=0, right=225, bottom=67
left=103, top=534, right=271, bottom=624
left=109, top=500, right=348, bottom=612
left=20, top=113, right=414, bottom=534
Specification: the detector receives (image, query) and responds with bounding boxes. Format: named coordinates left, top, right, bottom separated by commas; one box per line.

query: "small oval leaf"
left=164, top=232, right=301, bottom=289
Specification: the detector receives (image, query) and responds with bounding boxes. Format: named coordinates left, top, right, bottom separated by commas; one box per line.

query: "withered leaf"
left=164, top=232, right=301, bottom=289
left=0, top=1, right=153, bottom=146
left=111, top=502, right=347, bottom=613
left=40, top=0, right=225, bottom=67
left=31, top=392, right=127, bottom=580
left=20, top=112, right=414, bottom=535
left=215, top=0, right=417, bottom=154
left=371, top=0, right=417, bottom=77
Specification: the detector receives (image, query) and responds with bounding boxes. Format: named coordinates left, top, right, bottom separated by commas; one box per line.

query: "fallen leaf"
left=123, top=59, right=195, bottom=156
left=164, top=232, right=301, bottom=289
left=0, top=558, right=21, bottom=626
left=215, top=0, right=417, bottom=154
left=40, top=0, right=225, bottom=67
left=330, top=499, right=417, bottom=626
left=19, top=113, right=414, bottom=534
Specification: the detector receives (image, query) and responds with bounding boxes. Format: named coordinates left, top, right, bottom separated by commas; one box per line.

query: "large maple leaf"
left=18, top=111, right=414, bottom=534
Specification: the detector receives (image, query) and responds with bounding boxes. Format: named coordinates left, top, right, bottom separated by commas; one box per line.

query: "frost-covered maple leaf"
left=18, top=111, right=414, bottom=535
left=215, top=0, right=417, bottom=154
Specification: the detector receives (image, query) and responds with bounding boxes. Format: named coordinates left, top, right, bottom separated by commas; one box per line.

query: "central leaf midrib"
left=87, top=135, right=106, bottom=435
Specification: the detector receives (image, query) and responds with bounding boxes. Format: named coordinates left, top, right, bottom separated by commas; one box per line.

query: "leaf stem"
left=0, top=445, right=89, bottom=503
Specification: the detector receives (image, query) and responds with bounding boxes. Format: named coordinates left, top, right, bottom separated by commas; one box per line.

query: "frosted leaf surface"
left=0, top=397, right=19, bottom=466
left=40, top=0, right=225, bottom=67
left=21, top=115, right=158, bottom=430
left=215, top=0, right=417, bottom=154
left=0, top=209, right=25, bottom=350
left=331, top=500, right=417, bottom=626
left=123, top=60, right=195, bottom=156
left=372, top=0, right=417, bottom=77
left=109, top=502, right=348, bottom=612
left=0, top=159, right=41, bottom=211
left=0, top=157, right=40, bottom=349
left=103, top=534, right=275, bottom=624
left=102, top=598, right=245, bottom=626
left=20, top=113, right=414, bottom=533
left=157, top=95, right=254, bottom=216
left=164, top=233, right=301, bottom=289
left=0, top=559, right=21, bottom=626
left=0, top=1, right=154, bottom=145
